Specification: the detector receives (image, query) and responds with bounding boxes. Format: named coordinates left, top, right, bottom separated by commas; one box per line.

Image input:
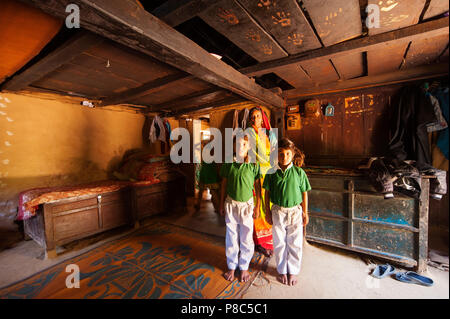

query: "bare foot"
left=288, top=274, right=298, bottom=286
left=277, top=274, right=288, bottom=285
left=240, top=270, right=251, bottom=282
left=223, top=269, right=235, bottom=281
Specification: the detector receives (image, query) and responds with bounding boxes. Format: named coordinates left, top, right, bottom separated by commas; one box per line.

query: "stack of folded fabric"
left=358, top=157, right=447, bottom=200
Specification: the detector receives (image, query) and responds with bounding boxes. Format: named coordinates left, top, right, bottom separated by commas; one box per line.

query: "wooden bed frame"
left=24, top=178, right=186, bottom=258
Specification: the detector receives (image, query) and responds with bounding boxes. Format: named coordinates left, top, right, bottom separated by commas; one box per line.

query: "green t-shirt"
left=220, top=162, right=261, bottom=202
left=199, top=161, right=219, bottom=184
left=263, top=165, right=311, bottom=208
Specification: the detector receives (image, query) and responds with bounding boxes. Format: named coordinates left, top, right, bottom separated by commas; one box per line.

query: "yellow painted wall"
left=0, top=92, right=147, bottom=230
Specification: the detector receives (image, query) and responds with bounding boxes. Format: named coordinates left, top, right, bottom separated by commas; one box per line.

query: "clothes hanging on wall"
left=149, top=115, right=166, bottom=143
left=232, top=108, right=251, bottom=131
left=163, top=119, right=172, bottom=146
left=388, top=85, right=437, bottom=167
left=241, top=108, right=249, bottom=130
left=432, top=87, right=449, bottom=159
left=232, top=109, right=239, bottom=131
left=426, top=93, right=448, bottom=132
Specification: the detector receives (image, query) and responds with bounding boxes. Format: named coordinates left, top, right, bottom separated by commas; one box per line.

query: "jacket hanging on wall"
left=388, top=85, right=437, bottom=168
left=433, top=87, right=449, bottom=159
left=426, top=93, right=447, bottom=132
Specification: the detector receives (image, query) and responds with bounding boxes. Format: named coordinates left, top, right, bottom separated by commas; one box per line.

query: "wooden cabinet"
left=132, top=178, right=186, bottom=220
left=25, top=189, right=133, bottom=258
left=24, top=178, right=186, bottom=258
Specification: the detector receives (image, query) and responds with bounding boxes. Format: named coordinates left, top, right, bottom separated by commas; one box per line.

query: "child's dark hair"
left=278, top=137, right=305, bottom=167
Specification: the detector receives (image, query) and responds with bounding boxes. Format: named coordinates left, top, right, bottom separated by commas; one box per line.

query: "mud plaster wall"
left=0, top=92, right=149, bottom=231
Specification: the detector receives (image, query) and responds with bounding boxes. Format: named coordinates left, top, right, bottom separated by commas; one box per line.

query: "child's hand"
left=302, top=211, right=309, bottom=226
left=253, top=206, right=260, bottom=219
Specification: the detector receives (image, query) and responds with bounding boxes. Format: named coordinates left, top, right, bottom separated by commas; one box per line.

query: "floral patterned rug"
left=0, top=221, right=266, bottom=299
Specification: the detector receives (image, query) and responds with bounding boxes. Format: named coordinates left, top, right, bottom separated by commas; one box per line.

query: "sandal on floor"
left=371, top=264, right=396, bottom=278
left=395, top=271, right=434, bottom=287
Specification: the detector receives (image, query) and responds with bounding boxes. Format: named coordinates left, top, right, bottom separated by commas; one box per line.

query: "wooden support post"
left=43, top=204, right=56, bottom=259
left=347, top=180, right=355, bottom=247
left=417, top=177, right=430, bottom=273
left=46, top=249, right=58, bottom=259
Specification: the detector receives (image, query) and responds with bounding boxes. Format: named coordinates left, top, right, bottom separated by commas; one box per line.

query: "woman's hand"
left=266, top=212, right=273, bottom=225
left=253, top=205, right=260, bottom=219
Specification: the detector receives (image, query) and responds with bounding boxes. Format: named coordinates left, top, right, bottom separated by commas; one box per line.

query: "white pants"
left=272, top=204, right=303, bottom=275
left=224, top=196, right=255, bottom=271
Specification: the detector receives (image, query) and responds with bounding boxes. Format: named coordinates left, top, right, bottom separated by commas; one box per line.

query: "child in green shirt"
left=263, top=137, right=311, bottom=286
left=219, top=135, right=262, bottom=283
left=195, top=161, right=220, bottom=211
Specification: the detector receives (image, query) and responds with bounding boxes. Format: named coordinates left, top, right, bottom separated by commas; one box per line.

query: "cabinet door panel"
left=101, top=201, right=131, bottom=229
left=137, top=191, right=169, bottom=218
left=53, top=208, right=99, bottom=241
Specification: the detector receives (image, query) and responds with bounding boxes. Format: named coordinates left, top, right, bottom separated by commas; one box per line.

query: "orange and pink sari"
left=249, top=122, right=277, bottom=252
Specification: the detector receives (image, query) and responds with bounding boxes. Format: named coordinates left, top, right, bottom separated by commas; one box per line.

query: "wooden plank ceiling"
left=0, top=0, right=448, bottom=114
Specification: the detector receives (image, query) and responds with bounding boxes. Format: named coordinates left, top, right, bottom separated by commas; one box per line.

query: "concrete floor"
left=0, top=196, right=448, bottom=298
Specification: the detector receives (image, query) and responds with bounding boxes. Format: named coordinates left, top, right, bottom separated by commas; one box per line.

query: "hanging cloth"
left=433, top=87, right=449, bottom=159
left=163, top=119, right=172, bottom=147
left=149, top=115, right=166, bottom=143
left=241, top=108, right=249, bottom=130
left=426, top=93, right=448, bottom=132
left=232, top=109, right=239, bottom=131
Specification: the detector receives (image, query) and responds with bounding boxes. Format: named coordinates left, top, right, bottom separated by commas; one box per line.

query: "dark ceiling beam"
left=18, top=0, right=284, bottom=109
left=152, top=0, right=216, bottom=27
left=170, top=96, right=245, bottom=116
left=284, top=62, right=449, bottom=102
left=1, top=31, right=100, bottom=91
left=239, top=16, right=449, bottom=77
left=146, top=88, right=233, bottom=113
left=101, top=73, right=192, bottom=106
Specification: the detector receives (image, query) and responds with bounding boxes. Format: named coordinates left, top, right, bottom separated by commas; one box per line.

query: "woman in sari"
left=247, top=107, right=277, bottom=257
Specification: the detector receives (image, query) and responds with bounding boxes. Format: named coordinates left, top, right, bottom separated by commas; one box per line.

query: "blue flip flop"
left=371, top=264, right=396, bottom=278
left=395, top=271, right=434, bottom=287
